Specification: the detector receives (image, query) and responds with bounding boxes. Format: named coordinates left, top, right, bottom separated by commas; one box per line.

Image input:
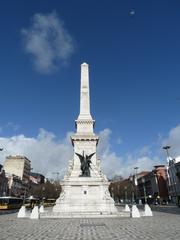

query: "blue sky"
left=0, top=0, right=180, bottom=177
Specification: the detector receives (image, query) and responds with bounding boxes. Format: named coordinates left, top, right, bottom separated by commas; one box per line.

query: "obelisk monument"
left=52, top=63, right=118, bottom=216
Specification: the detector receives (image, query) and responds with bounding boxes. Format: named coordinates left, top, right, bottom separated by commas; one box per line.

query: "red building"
left=137, top=165, right=169, bottom=204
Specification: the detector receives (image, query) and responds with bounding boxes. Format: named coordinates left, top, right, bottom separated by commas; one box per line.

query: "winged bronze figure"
left=75, top=151, right=95, bottom=177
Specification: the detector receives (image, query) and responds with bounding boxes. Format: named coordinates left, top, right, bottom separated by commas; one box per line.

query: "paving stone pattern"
left=0, top=206, right=180, bottom=240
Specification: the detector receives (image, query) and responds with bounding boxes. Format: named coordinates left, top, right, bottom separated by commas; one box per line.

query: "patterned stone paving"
left=0, top=206, right=180, bottom=240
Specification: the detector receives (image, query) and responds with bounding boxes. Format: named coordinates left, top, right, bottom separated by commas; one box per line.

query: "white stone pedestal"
left=39, top=205, right=45, bottom=213
left=53, top=177, right=118, bottom=217
left=124, top=204, right=130, bottom=212
left=131, top=204, right=141, bottom=218
left=17, top=206, right=27, bottom=218
left=144, top=204, right=153, bottom=216
left=30, top=206, right=39, bottom=219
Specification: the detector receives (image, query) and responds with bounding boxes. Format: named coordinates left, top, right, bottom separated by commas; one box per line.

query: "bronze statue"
left=75, top=151, right=95, bottom=177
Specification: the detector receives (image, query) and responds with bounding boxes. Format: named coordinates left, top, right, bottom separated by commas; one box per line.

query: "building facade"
left=30, top=172, right=45, bottom=185
left=137, top=165, right=169, bottom=204
left=167, top=158, right=180, bottom=205
left=6, top=174, right=27, bottom=197
left=3, top=155, right=31, bottom=182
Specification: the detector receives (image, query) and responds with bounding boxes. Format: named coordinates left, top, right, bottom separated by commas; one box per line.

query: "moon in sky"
left=130, top=9, right=135, bottom=16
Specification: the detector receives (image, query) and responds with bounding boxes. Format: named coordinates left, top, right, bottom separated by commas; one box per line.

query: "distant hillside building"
left=4, top=155, right=31, bottom=182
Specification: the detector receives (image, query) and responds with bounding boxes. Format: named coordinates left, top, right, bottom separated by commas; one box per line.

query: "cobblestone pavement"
left=0, top=206, right=180, bottom=240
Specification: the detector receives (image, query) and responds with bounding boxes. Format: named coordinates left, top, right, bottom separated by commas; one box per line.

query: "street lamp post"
left=163, top=145, right=171, bottom=163
left=124, top=186, right=127, bottom=204
left=52, top=172, right=60, bottom=182
left=154, top=172, right=160, bottom=204
left=142, top=177, right=147, bottom=204
left=134, top=167, right=139, bottom=203
left=132, top=190, right=135, bottom=204
left=117, top=184, right=120, bottom=203
left=42, top=186, right=45, bottom=205
left=23, top=187, right=27, bottom=205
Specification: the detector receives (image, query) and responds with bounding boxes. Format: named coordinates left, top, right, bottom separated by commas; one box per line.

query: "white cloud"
left=97, top=129, right=123, bottom=177
left=138, top=145, right=151, bottom=157
left=0, top=128, right=126, bottom=179
left=0, top=124, right=179, bottom=180
left=122, top=154, right=160, bottom=177
left=22, top=11, right=75, bottom=73
left=162, top=124, right=180, bottom=159
left=97, top=129, right=159, bottom=178
left=117, top=137, right=122, bottom=145
left=0, top=122, right=20, bottom=135
left=6, top=122, right=20, bottom=132
left=0, top=129, right=73, bottom=179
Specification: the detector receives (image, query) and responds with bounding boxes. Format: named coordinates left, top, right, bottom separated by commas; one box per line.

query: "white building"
left=4, top=155, right=31, bottom=182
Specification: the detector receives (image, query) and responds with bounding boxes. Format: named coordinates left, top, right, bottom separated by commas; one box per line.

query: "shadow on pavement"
left=151, top=205, right=180, bottom=215
left=0, top=209, right=18, bottom=215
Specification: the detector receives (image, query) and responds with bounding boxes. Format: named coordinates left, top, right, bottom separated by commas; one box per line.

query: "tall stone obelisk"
left=79, top=62, right=92, bottom=120
left=72, top=63, right=98, bottom=172
left=52, top=63, right=118, bottom=217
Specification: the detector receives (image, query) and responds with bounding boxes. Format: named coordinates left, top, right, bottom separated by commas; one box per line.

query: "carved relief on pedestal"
left=103, top=190, right=111, bottom=200
left=55, top=190, right=66, bottom=204
left=64, top=160, right=73, bottom=179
